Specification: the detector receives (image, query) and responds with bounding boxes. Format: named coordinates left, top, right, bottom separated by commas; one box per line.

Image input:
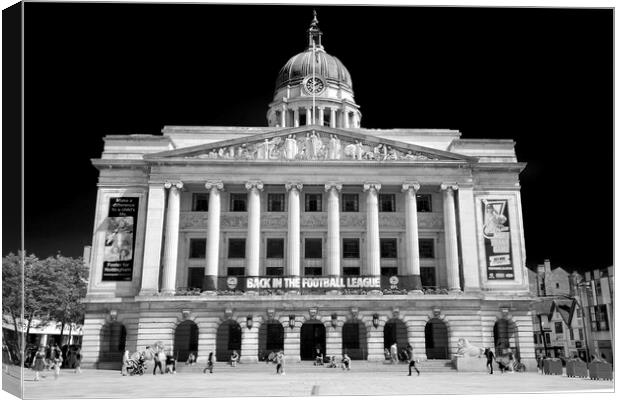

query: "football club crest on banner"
left=481, top=199, right=514, bottom=280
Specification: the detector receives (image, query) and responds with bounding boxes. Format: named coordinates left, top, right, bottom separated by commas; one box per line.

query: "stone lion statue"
left=456, top=338, right=484, bottom=358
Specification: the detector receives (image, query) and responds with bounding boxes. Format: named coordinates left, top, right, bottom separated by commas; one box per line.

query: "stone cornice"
left=91, top=159, right=149, bottom=171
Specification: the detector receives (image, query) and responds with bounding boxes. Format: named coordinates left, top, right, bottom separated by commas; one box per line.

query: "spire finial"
left=307, top=9, right=323, bottom=49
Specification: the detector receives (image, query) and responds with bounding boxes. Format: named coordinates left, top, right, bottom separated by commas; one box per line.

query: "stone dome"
left=275, top=48, right=353, bottom=91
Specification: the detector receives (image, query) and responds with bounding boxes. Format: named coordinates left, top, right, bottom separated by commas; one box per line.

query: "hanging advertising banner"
left=481, top=199, right=514, bottom=280
left=102, top=197, right=139, bottom=281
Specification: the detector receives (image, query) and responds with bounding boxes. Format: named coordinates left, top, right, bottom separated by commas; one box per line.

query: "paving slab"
left=1, top=365, right=613, bottom=399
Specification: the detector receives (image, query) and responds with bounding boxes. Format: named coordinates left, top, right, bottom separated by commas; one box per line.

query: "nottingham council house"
left=82, top=13, right=536, bottom=371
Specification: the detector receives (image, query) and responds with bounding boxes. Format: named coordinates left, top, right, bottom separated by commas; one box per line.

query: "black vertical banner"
left=482, top=199, right=514, bottom=280
left=102, top=197, right=139, bottom=281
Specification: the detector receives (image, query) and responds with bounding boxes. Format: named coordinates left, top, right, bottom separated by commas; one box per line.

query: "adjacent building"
left=81, top=13, right=536, bottom=369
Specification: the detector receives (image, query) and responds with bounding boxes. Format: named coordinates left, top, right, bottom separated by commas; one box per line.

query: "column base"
left=160, top=290, right=175, bottom=296
left=202, top=275, right=218, bottom=292
left=138, top=289, right=159, bottom=296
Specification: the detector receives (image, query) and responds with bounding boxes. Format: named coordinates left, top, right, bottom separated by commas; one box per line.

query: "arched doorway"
left=258, top=320, right=284, bottom=361
left=342, top=321, right=368, bottom=360
left=425, top=318, right=449, bottom=359
left=300, top=319, right=326, bottom=361
left=99, top=322, right=126, bottom=365
left=174, top=320, right=198, bottom=362
left=216, top=319, right=241, bottom=362
left=383, top=318, right=408, bottom=355
left=494, top=319, right=519, bottom=358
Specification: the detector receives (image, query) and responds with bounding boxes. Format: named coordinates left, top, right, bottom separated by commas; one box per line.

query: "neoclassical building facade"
left=82, top=13, right=536, bottom=369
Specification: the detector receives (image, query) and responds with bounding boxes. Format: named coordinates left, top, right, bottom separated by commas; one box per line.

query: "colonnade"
left=274, top=104, right=360, bottom=128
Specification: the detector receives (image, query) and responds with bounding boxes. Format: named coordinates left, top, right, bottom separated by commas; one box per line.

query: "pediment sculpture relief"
left=185, top=131, right=440, bottom=162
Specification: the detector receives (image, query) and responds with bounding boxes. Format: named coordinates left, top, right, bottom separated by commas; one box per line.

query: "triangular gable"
left=144, top=125, right=477, bottom=162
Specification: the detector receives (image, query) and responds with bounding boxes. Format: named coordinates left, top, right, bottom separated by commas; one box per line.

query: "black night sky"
left=4, top=3, right=613, bottom=273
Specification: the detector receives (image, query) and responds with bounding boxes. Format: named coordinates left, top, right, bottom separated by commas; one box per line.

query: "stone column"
left=330, top=108, right=336, bottom=128
left=352, top=112, right=360, bottom=128
left=441, top=183, right=461, bottom=292
left=285, top=183, right=303, bottom=278
left=343, top=109, right=350, bottom=128
left=325, top=183, right=342, bottom=280
left=204, top=180, right=223, bottom=293
left=140, top=184, right=166, bottom=295
left=283, top=316, right=301, bottom=362
left=161, top=181, right=183, bottom=295
left=457, top=185, right=481, bottom=292
left=402, top=182, right=422, bottom=293
left=363, top=183, right=381, bottom=279
left=318, top=107, right=324, bottom=126
left=240, top=318, right=259, bottom=363
left=293, top=107, right=300, bottom=127
left=281, top=104, right=287, bottom=128
left=305, top=107, right=312, bottom=125
left=245, top=181, right=263, bottom=280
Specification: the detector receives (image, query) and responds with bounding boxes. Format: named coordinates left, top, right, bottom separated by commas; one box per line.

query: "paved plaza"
left=1, top=363, right=614, bottom=399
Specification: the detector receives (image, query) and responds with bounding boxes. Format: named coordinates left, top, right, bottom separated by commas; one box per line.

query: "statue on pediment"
left=284, top=135, right=298, bottom=160
left=328, top=134, right=341, bottom=160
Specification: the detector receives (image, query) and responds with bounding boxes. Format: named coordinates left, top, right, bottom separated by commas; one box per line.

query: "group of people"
left=383, top=342, right=420, bottom=376
left=31, top=343, right=82, bottom=381
left=311, top=348, right=352, bottom=370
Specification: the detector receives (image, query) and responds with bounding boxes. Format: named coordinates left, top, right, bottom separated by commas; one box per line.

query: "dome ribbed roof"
left=275, top=49, right=353, bottom=91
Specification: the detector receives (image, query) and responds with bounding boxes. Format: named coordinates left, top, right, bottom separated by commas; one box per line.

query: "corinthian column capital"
left=402, top=182, right=420, bottom=193
left=285, top=182, right=303, bottom=192
left=245, top=180, right=264, bottom=191
left=205, top=180, right=224, bottom=191
left=363, top=182, right=381, bottom=192
left=164, top=181, right=184, bottom=190
left=324, top=182, right=343, bottom=192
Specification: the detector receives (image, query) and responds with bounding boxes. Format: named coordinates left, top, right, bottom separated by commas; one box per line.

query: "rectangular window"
left=192, top=193, right=209, bottom=212
left=416, top=194, right=432, bottom=212
left=342, top=238, right=360, bottom=259
left=419, top=239, right=435, bottom=258
left=555, top=322, right=563, bottom=334
left=305, top=194, right=322, bottom=212
left=343, top=267, right=360, bottom=276
left=230, top=193, right=247, bottom=212
left=595, top=279, right=602, bottom=296
left=420, top=267, right=436, bottom=287
left=265, top=267, right=283, bottom=276
left=569, top=329, right=574, bottom=341
left=380, top=238, right=397, bottom=258
left=188, top=268, right=203, bottom=289
left=381, top=267, right=398, bottom=276
left=266, top=238, right=284, bottom=259
left=578, top=329, right=583, bottom=340
left=228, top=239, right=246, bottom=258
left=305, top=238, right=322, bottom=259
left=304, top=267, right=322, bottom=276
left=267, top=193, right=285, bottom=212
left=379, top=194, right=395, bottom=212
left=545, top=333, right=551, bottom=344
left=227, top=267, right=245, bottom=276
left=189, top=238, right=206, bottom=259
left=533, top=334, right=538, bottom=344
left=342, top=194, right=359, bottom=212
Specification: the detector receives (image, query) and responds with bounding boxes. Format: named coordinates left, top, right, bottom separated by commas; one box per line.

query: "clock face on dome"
left=303, top=77, right=325, bottom=94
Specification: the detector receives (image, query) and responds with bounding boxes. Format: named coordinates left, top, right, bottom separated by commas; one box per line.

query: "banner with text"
left=216, top=275, right=411, bottom=292
left=481, top=199, right=514, bottom=280
left=102, top=197, right=139, bottom=281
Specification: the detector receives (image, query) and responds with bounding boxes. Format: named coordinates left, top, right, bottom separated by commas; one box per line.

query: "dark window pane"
left=381, top=267, right=398, bottom=276
left=555, top=322, right=563, bottom=334
left=342, top=194, right=359, bottom=212
left=266, top=267, right=283, bottom=276
left=419, top=239, right=435, bottom=258
left=342, top=238, right=360, bottom=258
left=268, top=193, right=285, bottom=212
left=266, top=238, right=284, bottom=259
left=343, top=267, right=360, bottom=276
left=304, top=267, right=322, bottom=276
left=230, top=193, right=247, bottom=212
left=379, top=194, right=395, bottom=212
left=192, top=193, right=209, bottom=212
left=227, top=267, right=245, bottom=276
left=189, top=238, right=206, bottom=258
left=380, top=238, right=397, bottom=258
left=305, top=238, right=322, bottom=259
left=421, top=267, right=436, bottom=287
left=416, top=194, right=432, bottom=212
left=188, top=268, right=203, bottom=289
left=305, top=194, right=322, bottom=212
left=228, top=239, right=246, bottom=258
left=342, top=323, right=360, bottom=349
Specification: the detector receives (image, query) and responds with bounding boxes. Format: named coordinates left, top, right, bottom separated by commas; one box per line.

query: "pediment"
left=145, top=126, right=476, bottom=163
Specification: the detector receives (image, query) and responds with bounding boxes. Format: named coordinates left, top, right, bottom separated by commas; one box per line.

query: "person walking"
left=341, top=354, right=351, bottom=371
left=390, top=342, right=399, bottom=364
left=230, top=350, right=239, bottom=367
left=275, top=350, right=285, bottom=375
left=32, top=346, right=46, bottom=381
left=74, top=347, right=82, bottom=374
left=406, top=344, right=420, bottom=376
left=484, top=348, right=495, bottom=374
left=152, top=349, right=164, bottom=375
left=52, top=353, right=62, bottom=379
left=165, top=351, right=176, bottom=374
left=203, top=352, right=214, bottom=374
